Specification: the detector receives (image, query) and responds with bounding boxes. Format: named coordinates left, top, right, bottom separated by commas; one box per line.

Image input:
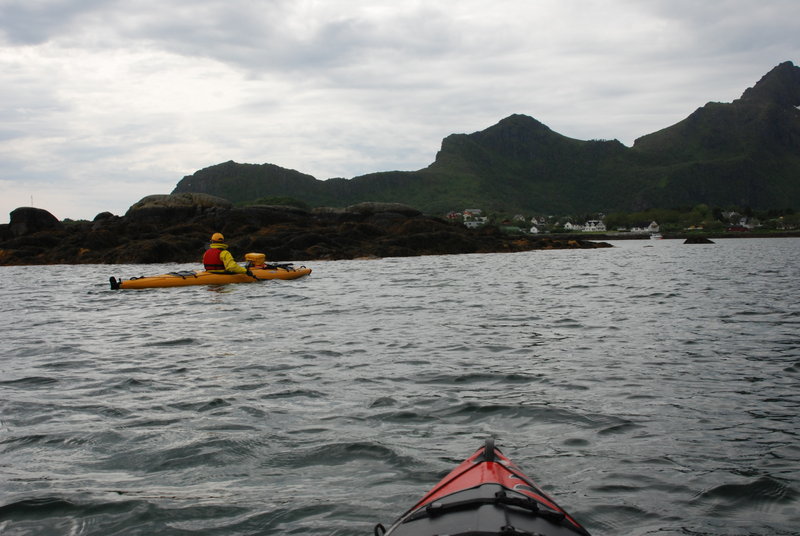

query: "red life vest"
left=203, top=248, right=225, bottom=271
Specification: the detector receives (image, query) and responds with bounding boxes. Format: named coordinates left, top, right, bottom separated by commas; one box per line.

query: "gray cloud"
left=0, top=0, right=94, bottom=44
left=0, top=0, right=798, bottom=222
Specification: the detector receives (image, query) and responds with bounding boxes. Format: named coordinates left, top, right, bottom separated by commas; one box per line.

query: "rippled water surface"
left=2, top=238, right=799, bottom=535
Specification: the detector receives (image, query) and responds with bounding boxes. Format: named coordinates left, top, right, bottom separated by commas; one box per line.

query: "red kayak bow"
left=376, top=439, right=591, bottom=536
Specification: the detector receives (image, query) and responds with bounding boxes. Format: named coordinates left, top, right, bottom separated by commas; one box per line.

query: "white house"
left=584, top=220, right=606, bottom=232
left=631, top=221, right=660, bottom=233
left=462, top=208, right=488, bottom=228
left=464, top=218, right=488, bottom=229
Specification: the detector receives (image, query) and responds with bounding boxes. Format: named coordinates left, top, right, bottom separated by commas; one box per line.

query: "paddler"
left=203, top=233, right=252, bottom=276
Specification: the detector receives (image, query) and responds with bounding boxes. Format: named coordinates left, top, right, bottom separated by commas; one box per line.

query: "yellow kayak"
left=110, top=254, right=311, bottom=289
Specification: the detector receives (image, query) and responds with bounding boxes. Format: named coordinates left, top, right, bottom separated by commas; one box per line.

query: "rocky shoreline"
left=0, top=194, right=611, bottom=266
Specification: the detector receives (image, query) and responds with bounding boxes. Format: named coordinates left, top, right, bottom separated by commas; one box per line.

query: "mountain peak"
left=739, top=60, right=800, bottom=107
left=169, top=63, right=800, bottom=214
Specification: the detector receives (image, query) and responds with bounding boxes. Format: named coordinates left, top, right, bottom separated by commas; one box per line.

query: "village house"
left=464, top=219, right=488, bottom=228
left=583, top=220, right=606, bottom=232
left=631, top=221, right=660, bottom=233
left=462, top=208, right=488, bottom=228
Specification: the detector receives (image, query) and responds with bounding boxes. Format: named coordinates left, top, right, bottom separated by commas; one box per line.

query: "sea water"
left=1, top=238, right=799, bottom=535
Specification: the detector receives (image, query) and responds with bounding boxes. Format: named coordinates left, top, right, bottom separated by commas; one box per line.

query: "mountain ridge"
left=173, top=61, right=800, bottom=214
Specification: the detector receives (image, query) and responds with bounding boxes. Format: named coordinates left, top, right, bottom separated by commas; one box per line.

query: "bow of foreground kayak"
left=109, top=262, right=311, bottom=289
left=376, top=439, right=591, bottom=536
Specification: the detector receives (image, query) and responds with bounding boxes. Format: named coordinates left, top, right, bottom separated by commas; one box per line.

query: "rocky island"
left=0, top=194, right=610, bottom=266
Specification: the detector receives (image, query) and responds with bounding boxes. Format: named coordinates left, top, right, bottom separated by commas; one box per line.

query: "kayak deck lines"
left=376, top=439, right=591, bottom=536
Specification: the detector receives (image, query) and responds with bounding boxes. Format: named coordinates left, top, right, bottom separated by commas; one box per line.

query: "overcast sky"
left=1, top=0, right=797, bottom=223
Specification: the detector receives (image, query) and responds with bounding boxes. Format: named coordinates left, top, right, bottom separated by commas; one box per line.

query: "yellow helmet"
left=211, top=232, right=225, bottom=242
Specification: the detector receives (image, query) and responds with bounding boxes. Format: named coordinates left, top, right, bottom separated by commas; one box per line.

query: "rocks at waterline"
left=684, top=236, right=715, bottom=244
left=0, top=197, right=611, bottom=265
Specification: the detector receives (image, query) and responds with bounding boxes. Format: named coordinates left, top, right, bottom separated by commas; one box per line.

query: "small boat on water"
left=109, top=253, right=311, bottom=289
left=375, top=439, right=591, bottom=536
left=649, top=233, right=663, bottom=240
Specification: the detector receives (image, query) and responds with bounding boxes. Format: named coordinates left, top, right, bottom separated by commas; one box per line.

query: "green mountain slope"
left=173, top=61, right=800, bottom=213
left=630, top=61, right=800, bottom=209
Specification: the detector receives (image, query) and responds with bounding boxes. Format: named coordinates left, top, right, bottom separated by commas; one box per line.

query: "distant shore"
left=0, top=203, right=613, bottom=266
left=3, top=201, right=797, bottom=266
left=547, top=231, right=800, bottom=241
